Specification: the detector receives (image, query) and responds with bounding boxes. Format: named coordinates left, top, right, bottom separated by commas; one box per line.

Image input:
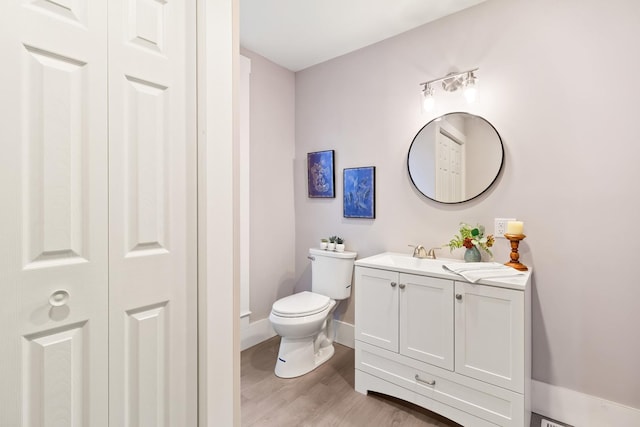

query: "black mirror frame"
left=407, top=112, right=505, bottom=204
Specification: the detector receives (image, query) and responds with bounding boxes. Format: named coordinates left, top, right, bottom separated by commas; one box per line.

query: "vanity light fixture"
left=420, top=68, right=479, bottom=111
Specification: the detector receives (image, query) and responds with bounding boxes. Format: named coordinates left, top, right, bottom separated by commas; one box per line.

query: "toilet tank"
left=309, top=248, right=357, bottom=300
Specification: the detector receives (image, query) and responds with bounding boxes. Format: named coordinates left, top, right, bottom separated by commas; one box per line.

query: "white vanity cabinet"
left=354, top=255, right=531, bottom=427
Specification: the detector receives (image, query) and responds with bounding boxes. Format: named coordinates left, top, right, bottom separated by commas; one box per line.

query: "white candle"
left=507, top=220, right=524, bottom=235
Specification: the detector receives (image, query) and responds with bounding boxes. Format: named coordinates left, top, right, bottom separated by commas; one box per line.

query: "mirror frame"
left=407, top=112, right=505, bottom=204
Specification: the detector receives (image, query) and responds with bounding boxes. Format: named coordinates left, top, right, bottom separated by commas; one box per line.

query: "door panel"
left=125, top=303, right=169, bottom=426
left=23, top=47, right=89, bottom=268
left=123, top=76, right=170, bottom=256
left=0, top=1, right=108, bottom=426
left=108, top=0, right=197, bottom=425
left=22, top=322, right=89, bottom=426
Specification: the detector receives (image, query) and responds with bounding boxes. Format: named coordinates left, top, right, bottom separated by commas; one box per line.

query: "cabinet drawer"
left=414, top=365, right=524, bottom=426
left=356, top=341, right=421, bottom=393
left=356, top=342, right=524, bottom=426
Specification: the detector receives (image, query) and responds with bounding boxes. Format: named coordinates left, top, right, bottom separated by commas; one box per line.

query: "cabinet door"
left=455, top=282, right=524, bottom=392
left=355, top=267, right=399, bottom=352
left=399, top=274, right=454, bottom=370
left=0, top=2, right=109, bottom=425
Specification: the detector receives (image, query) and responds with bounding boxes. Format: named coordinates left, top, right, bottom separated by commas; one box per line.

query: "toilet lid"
left=271, top=291, right=331, bottom=318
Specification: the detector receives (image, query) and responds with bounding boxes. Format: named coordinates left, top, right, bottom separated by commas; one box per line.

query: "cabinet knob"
left=399, top=283, right=406, bottom=289
left=390, top=282, right=397, bottom=287
left=455, top=293, right=462, bottom=300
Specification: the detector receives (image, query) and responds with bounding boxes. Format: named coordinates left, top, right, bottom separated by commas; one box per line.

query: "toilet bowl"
left=269, top=248, right=356, bottom=378
left=269, top=291, right=337, bottom=378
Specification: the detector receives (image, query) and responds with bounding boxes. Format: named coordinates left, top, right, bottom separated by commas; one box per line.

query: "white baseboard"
left=240, top=317, right=277, bottom=351
left=532, top=380, right=640, bottom=427
left=334, top=320, right=354, bottom=348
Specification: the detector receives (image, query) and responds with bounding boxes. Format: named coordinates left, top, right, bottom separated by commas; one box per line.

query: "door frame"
left=196, top=0, right=240, bottom=426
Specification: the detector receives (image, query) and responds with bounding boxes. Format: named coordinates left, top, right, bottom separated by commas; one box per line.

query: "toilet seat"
left=271, top=291, right=331, bottom=318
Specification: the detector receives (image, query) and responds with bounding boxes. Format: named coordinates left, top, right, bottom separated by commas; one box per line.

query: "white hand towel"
left=442, top=262, right=525, bottom=283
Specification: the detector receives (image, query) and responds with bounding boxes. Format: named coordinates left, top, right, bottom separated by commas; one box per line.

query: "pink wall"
left=293, top=0, right=640, bottom=410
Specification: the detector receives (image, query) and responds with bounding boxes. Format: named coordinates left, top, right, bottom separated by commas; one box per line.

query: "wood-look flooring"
left=241, top=337, right=461, bottom=427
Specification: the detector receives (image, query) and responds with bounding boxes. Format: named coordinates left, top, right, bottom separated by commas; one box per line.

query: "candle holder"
left=504, top=233, right=528, bottom=271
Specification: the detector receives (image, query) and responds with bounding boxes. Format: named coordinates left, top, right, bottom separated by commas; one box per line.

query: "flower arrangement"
left=446, top=222, right=495, bottom=257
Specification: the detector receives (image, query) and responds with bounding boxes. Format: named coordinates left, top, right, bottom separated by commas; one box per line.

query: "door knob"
left=49, top=289, right=70, bottom=307
left=455, top=293, right=462, bottom=300
left=399, top=283, right=406, bottom=289
left=390, top=282, right=397, bottom=287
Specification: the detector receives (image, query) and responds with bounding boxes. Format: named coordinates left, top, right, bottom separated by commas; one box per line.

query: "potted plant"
left=335, top=237, right=345, bottom=252
left=445, top=222, right=495, bottom=262
left=320, top=238, right=328, bottom=250
left=327, top=236, right=337, bottom=251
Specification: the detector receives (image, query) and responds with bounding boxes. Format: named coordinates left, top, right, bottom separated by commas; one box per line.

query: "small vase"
left=464, top=246, right=481, bottom=262
left=327, top=242, right=336, bottom=251
left=320, top=241, right=328, bottom=250
left=335, top=243, right=345, bottom=252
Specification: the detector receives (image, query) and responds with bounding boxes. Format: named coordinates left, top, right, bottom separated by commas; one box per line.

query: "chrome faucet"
left=409, top=245, right=439, bottom=259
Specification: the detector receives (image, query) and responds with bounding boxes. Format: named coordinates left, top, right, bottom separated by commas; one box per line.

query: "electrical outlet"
left=541, top=419, right=567, bottom=427
left=494, top=218, right=516, bottom=238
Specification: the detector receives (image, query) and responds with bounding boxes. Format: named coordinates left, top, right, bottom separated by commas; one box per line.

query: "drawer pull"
left=455, top=293, right=463, bottom=300
left=399, top=283, right=406, bottom=289
left=390, top=282, right=397, bottom=287
left=415, top=374, right=436, bottom=386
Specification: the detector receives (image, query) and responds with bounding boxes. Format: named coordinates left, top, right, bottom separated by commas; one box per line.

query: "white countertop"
left=354, top=252, right=531, bottom=291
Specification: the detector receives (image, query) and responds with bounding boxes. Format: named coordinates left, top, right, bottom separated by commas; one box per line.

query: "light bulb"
left=464, top=72, right=478, bottom=104
left=464, top=86, right=477, bottom=103
left=422, top=85, right=435, bottom=112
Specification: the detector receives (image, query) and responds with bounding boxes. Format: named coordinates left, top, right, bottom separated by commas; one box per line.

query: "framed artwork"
left=343, top=166, right=375, bottom=219
left=307, top=150, right=335, bottom=198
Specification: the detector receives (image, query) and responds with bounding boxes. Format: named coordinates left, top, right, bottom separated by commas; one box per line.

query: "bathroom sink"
left=354, top=252, right=461, bottom=277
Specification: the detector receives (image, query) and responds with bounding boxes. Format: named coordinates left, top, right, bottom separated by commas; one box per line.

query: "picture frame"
left=307, top=150, right=335, bottom=198
left=343, top=166, right=375, bottom=219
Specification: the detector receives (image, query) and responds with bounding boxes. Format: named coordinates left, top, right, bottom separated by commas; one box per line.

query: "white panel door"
left=355, top=267, right=399, bottom=352
left=399, top=274, right=454, bottom=370
left=454, top=282, right=525, bottom=393
left=0, top=1, right=108, bottom=426
left=435, top=129, right=464, bottom=202
left=108, top=1, right=197, bottom=426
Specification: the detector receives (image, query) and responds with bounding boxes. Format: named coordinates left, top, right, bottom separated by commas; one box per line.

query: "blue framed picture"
left=307, top=150, right=335, bottom=198
left=343, top=166, right=375, bottom=219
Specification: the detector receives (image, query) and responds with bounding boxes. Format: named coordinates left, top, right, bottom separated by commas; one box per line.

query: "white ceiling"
left=240, top=0, right=487, bottom=72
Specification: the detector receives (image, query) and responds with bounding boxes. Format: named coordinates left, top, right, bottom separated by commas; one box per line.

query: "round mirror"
left=407, top=112, right=504, bottom=204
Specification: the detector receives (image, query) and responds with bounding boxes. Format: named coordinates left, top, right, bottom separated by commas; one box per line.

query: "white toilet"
left=269, top=248, right=357, bottom=378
